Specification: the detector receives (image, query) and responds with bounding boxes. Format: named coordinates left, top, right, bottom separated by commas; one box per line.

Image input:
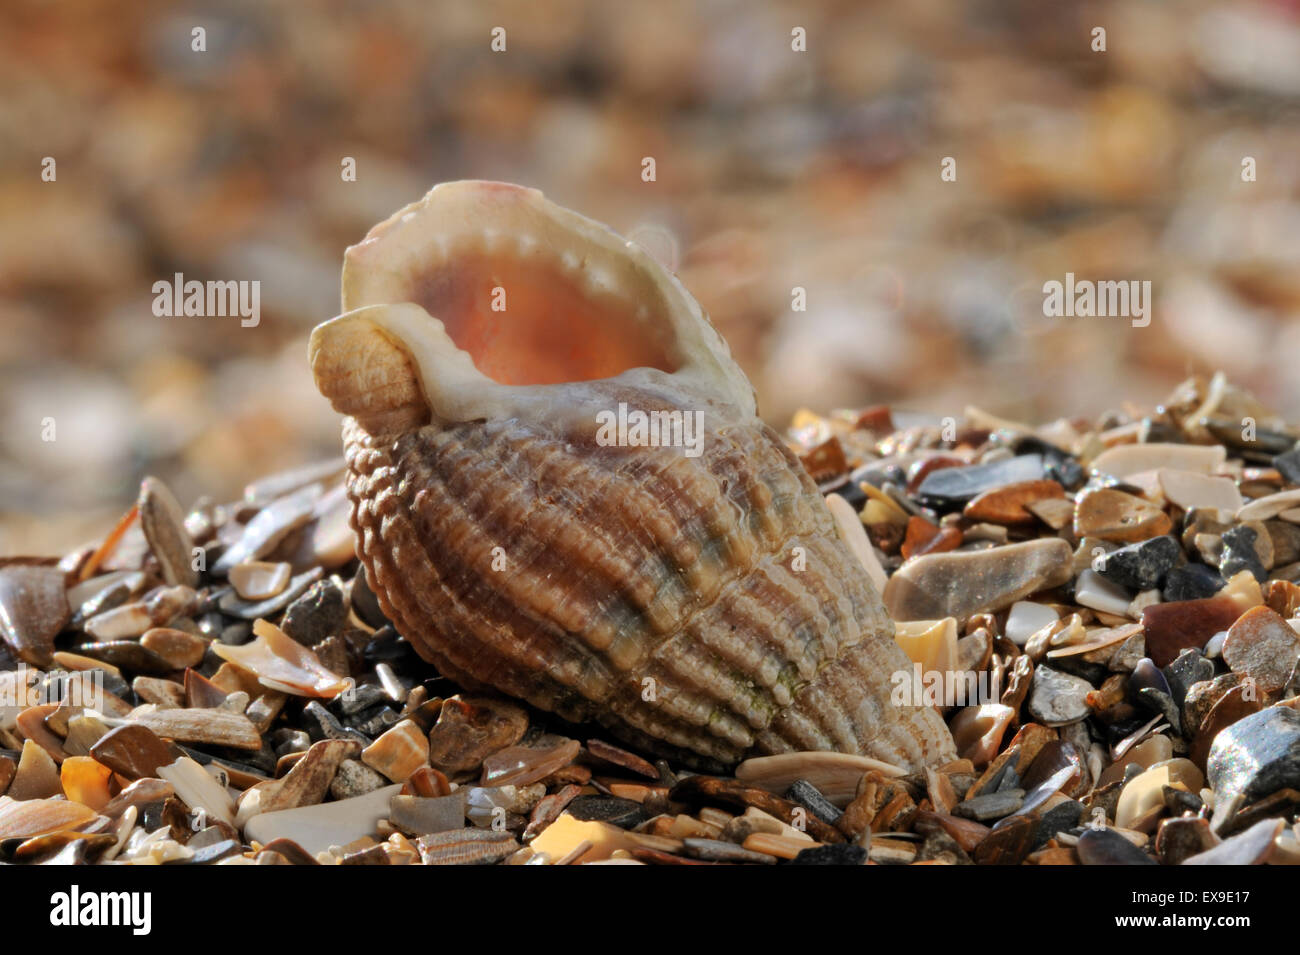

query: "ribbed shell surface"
left=343, top=384, right=955, bottom=769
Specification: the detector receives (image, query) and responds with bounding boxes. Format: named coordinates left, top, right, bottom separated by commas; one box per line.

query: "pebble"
left=1096, top=535, right=1180, bottom=592
left=1222, top=605, right=1300, bottom=693
left=389, top=792, right=468, bottom=837
left=1027, top=666, right=1093, bottom=726
left=1206, top=705, right=1300, bottom=832
left=567, top=795, right=650, bottom=829
left=1114, top=759, right=1203, bottom=830
left=138, top=476, right=199, bottom=589
left=330, top=759, right=390, bottom=800
left=1074, top=569, right=1133, bottom=617
left=883, top=539, right=1072, bottom=621
left=361, top=720, right=430, bottom=783
left=140, top=627, right=207, bottom=669
left=1162, top=563, right=1226, bottom=602
left=280, top=577, right=348, bottom=646
left=1183, top=818, right=1284, bottom=865
left=954, top=789, right=1024, bottom=821
left=1219, top=525, right=1269, bottom=582
left=1154, top=816, right=1217, bottom=865
left=963, top=479, right=1065, bottom=526
left=1141, top=596, right=1243, bottom=667
left=789, top=843, right=868, bottom=865
left=1074, top=488, right=1172, bottom=543
left=785, top=779, right=843, bottom=825
left=683, top=837, right=778, bottom=864
left=89, top=724, right=176, bottom=780
left=1005, top=601, right=1060, bottom=647
left=1076, top=826, right=1157, bottom=865
left=915, top=454, right=1045, bottom=505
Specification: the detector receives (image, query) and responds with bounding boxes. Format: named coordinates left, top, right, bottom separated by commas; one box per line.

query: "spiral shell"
left=310, top=181, right=955, bottom=770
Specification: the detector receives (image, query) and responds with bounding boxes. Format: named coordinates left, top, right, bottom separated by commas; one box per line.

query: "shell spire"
left=310, top=180, right=956, bottom=770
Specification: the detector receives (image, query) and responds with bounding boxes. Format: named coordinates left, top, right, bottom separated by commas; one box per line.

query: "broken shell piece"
left=0, top=795, right=97, bottom=839
left=245, top=783, right=402, bottom=855
left=228, top=561, right=292, bottom=601
left=210, top=618, right=350, bottom=698
left=361, top=720, right=429, bottom=783
left=156, top=756, right=237, bottom=828
left=130, top=707, right=262, bottom=751
left=309, top=180, right=955, bottom=770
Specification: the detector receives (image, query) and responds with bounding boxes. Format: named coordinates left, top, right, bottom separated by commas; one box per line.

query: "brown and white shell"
left=310, top=181, right=955, bottom=770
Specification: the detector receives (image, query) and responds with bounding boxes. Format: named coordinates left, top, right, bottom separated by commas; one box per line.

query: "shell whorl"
left=311, top=180, right=956, bottom=770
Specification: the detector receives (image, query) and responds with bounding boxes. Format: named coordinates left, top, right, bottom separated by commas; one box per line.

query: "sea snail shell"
left=309, top=181, right=956, bottom=770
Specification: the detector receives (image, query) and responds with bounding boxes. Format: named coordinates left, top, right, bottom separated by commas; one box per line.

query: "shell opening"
left=399, top=246, right=680, bottom=387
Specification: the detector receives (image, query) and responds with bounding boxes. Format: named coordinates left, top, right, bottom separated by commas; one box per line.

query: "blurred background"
left=2, top=0, right=1299, bottom=554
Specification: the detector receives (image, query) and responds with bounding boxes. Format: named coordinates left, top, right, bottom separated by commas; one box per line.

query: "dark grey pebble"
left=916, top=454, right=1044, bottom=505
left=281, top=577, right=348, bottom=646
left=955, top=789, right=1025, bottom=821
left=1207, top=705, right=1300, bottom=833
left=1097, top=535, right=1180, bottom=591
left=1162, top=564, right=1225, bottom=602
left=789, top=844, right=868, bottom=865
left=566, top=795, right=649, bottom=829
left=1077, top=827, right=1157, bottom=865
left=785, top=778, right=843, bottom=826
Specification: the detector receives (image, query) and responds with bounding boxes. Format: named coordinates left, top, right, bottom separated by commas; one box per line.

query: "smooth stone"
left=1132, top=658, right=1170, bottom=696
left=1162, top=648, right=1215, bottom=709
left=1219, top=525, right=1269, bottom=582
left=949, top=704, right=1016, bottom=769
left=1026, top=666, right=1093, bottom=726
left=789, top=844, right=868, bottom=865
left=824, top=492, right=887, bottom=594
left=1193, top=685, right=1263, bottom=773
left=388, top=791, right=467, bottom=836
left=682, top=837, right=777, bottom=865
left=1162, top=564, right=1226, bottom=602
left=1155, top=816, right=1218, bottom=865
left=1074, top=488, right=1172, bottom=544
left=1141, top=596, right=1243, bottom=668
left=90, top=724, right=176, bottom=781
left=1206, top=706, right=1300, bottom=832
left=1157, top=469, right=1243, bottom=513
left=1222, top=605, right=1300, bottom=693
left=915, top=454, right=1045, bottom=504
left=1005, top=601, right=1060, bottom=646
left=883, top=539, right=1072, bottom=621
left=1092, top=443, right=1225, bottom=479
left=1031, top=796, right=1085, bottom=849
left=566, top=795, right=650, bottom=829
left=245, top=784, right=402, bottom=855
left=330, top=759, right=389, bottom=800
left=954, top=788, right=1024, bottom=821
left=280, top=577, right=348, bottom=646
left=361, top=720, right=429, bottom=783
left=1183, top=818, right=1284, bottom=865
left=971, top=812, right=1038, bottom=864
left=785, top=779, right=843, bottom=825
left=1272, top=445, right=1300, bottom=485
left=1183, top=673, right=1247, bottom=737
left=1097, top=535, right=1180, bottom=591
left=1077, top=826, right=1157, bottom=865
left=963, top=479, right=1065, bottom=526
left=1074, top=569, right=1133, bottom=617
left=140, top=627, right=207, bottom=669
